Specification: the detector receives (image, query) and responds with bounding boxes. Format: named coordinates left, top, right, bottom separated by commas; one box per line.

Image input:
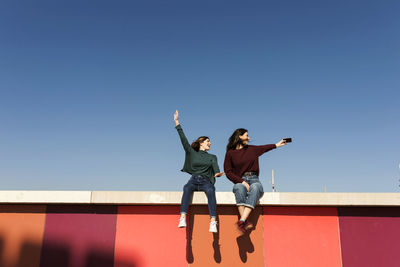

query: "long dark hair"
left=191, top=136, right=209, bottom=152
left=226, top=128, right=248, bottom=151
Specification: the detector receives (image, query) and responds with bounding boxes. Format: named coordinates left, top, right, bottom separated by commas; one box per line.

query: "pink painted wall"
left=264, top=207, right=342, bottom=267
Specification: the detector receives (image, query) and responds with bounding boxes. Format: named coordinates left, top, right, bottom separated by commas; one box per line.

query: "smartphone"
left=283, top=138, right=292, bottom=143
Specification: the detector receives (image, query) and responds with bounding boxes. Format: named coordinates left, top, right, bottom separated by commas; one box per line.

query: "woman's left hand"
left=174, top=110, right=180, bottom=126
left=275, top=139, right=287, bottom=148
left=214, top=172, right=225, bottom=178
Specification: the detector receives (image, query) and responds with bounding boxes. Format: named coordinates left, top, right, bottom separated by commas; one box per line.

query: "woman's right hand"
left=275, top=139, right=287, bottom=148
left=174, top=110, right=180, bottom=126
left=242, top=181, right=250, bottom=192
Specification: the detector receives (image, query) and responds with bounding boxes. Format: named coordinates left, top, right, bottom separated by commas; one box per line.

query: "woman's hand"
left=242, top=181, right=250, bottom=192
left=275, top=139, right=287, bottom=148
left=214, top=172, right=225, bottom=178
left=174, top=110, right=180, bottom=126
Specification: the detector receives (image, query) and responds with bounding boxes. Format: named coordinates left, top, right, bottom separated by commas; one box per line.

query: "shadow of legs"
left=186, top=209, right=194, bottom=263
left=235, top=208, right=262, bottom=263
left=212, top=216, right=221, bottom=263
left=236, top=232, right=254, bottom=263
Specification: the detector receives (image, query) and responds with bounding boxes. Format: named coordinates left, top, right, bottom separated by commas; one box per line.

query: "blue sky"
left=0, top=0, right=399, bottom=192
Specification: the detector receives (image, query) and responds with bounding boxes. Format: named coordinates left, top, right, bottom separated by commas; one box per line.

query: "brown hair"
left=191, top=136, right=209, bottom=152
left=226, top=128, right=248, bottom=151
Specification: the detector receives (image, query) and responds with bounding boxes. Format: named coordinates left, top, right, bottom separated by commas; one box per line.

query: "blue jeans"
left=181, top=175, right=217, bottom=218
left=233, top=175, right=264, bottom=209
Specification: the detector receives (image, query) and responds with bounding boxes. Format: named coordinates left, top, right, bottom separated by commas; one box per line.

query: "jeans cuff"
left=243, top=203, right=255, bottom=209
left=236, top=203, right=246, bottom=207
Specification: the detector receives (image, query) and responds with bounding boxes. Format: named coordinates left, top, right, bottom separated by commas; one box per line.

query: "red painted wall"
left=114, top=206, right=187, bottom=267
left=263, top=207, right=342, bottom=267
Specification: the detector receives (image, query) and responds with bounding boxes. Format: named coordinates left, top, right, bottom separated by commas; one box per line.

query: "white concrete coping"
left=0, top=191, right=92, bottom=204
left=0, top=191, right=399, bottom=206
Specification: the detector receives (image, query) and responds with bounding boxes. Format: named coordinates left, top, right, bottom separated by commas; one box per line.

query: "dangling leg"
left=238, top=181, right=264, bottom=230
left=179, top=177, right=196, bottom=228
left=202, top=182, right=218, bottom=233
left=233, top=183, right=250, bottom=233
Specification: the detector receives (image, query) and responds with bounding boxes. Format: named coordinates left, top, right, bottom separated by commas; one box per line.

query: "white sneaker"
left=178, top=217, right=187, bottom=228
left=209, top=221, right=218, bottom=233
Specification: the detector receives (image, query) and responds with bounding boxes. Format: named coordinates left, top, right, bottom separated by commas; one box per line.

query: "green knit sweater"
left=175, top=124, right=220, bottom=184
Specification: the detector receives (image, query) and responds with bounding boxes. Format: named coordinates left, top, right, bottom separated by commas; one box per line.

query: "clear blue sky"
left=1, top=0, right=399, bottom=192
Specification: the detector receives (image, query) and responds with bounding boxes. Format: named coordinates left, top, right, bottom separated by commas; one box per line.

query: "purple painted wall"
left=40, top=205, right=117, bottom=267
left=339, top=207, right=400, bottom=267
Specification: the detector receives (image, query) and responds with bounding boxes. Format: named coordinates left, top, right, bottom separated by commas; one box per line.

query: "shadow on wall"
left=0, top=203, right=138, bottom=267
left=0, top=238, right=4, bottom=265
left=186, top=207, right=222, bottom=264
left=0, top=236, right=138, bottom=267
left=236, top=209, right=261, bottom=263
left=186, top=205, right=263, bottom=264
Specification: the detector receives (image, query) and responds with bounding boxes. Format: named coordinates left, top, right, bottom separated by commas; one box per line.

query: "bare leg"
left=210, top=217, right=216, bottom=222
left=240, top=207, right=253, bottom=221
left=237, top=205, right=245, bottom=217
left=180, top=212, right=186, bottom=218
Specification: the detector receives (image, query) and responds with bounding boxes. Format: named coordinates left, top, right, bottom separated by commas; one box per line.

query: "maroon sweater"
left=224, top=144, right=276, bottom=184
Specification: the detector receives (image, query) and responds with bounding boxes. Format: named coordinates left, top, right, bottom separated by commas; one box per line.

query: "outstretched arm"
left=253, top=144, right=277, bottom=156
left=174, top=110, right=191, bottom=152
left=252, top=139, right=287, bottom=156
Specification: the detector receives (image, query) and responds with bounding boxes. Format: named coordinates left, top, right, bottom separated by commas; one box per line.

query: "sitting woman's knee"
left=233, top=183, right=245, bottom=192
left=250, top=183, right=264, bottom=193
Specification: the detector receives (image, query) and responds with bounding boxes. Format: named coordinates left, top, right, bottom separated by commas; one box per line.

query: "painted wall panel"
left=40, top=205, right=117, bottom=267
left=2, top=202, right=400, bottom=267
left=0, top=205, right=46, bottom=267
left=189, top=206, right=265, bottom=267
left=263, top=207, right=342, bottom=267
left=339, top=207, right=400, bottom=267
left=114, top=205, right=186, bottom=267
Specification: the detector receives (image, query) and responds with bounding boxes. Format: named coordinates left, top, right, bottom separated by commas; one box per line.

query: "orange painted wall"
left=263, top=207, right=342, bottom=267
left=189, top=206, right=265, bottom=267
left=0, top=205, right=46, bottom=267
left=114, top=206, right=187, bottom=267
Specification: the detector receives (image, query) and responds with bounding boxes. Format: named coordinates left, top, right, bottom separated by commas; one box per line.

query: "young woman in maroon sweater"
left=224, top=128, right=287, bottom=233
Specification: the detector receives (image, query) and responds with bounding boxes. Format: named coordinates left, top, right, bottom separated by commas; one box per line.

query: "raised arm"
left=174, top=110, right=191, bottom=152
left=174, top=110, right=180, bottom=127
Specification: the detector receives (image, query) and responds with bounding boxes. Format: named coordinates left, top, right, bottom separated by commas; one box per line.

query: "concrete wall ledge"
left=0, top=191, right=399, bottom=206
left=0, top=191, right=92, bottom=203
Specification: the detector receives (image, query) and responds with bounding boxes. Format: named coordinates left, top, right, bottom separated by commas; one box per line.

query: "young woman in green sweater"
left=174, top=110, right=224, bottom=233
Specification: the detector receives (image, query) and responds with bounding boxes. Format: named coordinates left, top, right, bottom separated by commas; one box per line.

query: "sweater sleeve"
left=224, top=151, right=244, bottom=184
left=175, top=124, right=191, bottom=152
left=252, top=144, right=276, bottom=156
left=212, top=155, right=220, bottom=174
